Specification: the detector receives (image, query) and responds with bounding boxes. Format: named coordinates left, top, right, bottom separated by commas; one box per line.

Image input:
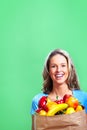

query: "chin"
left=56, top=81, right=64, bottom=85
left=56, top=80, right=67, bottom=85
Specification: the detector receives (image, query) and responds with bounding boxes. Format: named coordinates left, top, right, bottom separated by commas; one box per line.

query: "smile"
left=55, top=73, right=64, bottom=78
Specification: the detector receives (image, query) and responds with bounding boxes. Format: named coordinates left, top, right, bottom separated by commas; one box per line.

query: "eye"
left=51, top=65, right=56, bottom=68
left=50, top=64, right=56, bottom=68
left=61, top=64, right=66, bottom=67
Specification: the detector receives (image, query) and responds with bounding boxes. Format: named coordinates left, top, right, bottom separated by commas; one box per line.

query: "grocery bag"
left=32, top=110, right=87, bottom=130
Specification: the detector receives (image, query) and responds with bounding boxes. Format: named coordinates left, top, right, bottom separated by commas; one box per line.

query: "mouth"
left=55, top=73, right=64, bottom=79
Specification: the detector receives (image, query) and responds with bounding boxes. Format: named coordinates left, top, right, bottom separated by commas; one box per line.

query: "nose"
left=56, top=66, right=61, bottom=71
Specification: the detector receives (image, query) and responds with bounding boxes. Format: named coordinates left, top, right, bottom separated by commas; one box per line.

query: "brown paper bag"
left=32, top=110, right=87, bottom=130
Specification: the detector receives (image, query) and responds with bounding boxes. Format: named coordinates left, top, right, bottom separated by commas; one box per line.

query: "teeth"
left=56, top=74, right=63, bottom=78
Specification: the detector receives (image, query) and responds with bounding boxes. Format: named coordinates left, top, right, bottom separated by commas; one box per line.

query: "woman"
left=30, top=49, right=87, bottom=119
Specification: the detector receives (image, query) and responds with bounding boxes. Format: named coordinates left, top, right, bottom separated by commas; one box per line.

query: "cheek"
left=49, top=71, right=54, bottom=79
left=65, top=69, right=69, bottom=78
left=65, top=67, right=69, bottom=74
left=49, top=71, right=52, bottom=77
left=49, top=68, right=54, bottom=74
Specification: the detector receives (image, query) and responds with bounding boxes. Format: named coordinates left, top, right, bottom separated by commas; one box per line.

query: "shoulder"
left=73, top=89, right=87, bottom=97
left=32, top=93, right=48, bottom=102
left=73, top=90, right=87, bottom=100
left=32, top=92, right=48, bottom=108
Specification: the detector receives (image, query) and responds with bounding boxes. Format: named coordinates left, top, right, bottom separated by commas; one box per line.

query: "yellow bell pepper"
left=46, top=97, right=57, bottom=110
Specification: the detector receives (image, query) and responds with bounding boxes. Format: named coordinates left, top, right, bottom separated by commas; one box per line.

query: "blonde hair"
left=42, top=49, right=80, bottom=94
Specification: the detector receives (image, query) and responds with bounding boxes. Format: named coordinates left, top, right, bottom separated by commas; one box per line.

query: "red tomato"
left=55, top=99, right=64, bottom=104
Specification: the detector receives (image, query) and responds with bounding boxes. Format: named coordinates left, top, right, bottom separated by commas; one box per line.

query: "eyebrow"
left=50, top=63, right=67, bottom=65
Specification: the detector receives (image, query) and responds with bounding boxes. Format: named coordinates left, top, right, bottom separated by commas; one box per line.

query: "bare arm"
left=86, top=114, right=87, bottom=123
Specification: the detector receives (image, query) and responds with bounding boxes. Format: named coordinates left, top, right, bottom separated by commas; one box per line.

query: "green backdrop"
left=0, top=0, right=87, bottom=130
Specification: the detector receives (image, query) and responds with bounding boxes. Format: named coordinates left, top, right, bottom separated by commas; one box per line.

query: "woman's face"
left=49, top=54, right=69, bottom=85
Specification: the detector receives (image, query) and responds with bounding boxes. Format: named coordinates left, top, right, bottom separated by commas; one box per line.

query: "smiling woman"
left=30, top=48, right=87, bottom=122
left=48, top=54, right=69, bottom=90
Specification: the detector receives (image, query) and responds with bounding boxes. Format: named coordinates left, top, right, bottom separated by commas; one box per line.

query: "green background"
left=0, top=0, right=87, bottom=130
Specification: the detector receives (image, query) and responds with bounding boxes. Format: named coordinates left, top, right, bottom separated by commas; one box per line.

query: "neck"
left=49, top=83, right=72, bottom=100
